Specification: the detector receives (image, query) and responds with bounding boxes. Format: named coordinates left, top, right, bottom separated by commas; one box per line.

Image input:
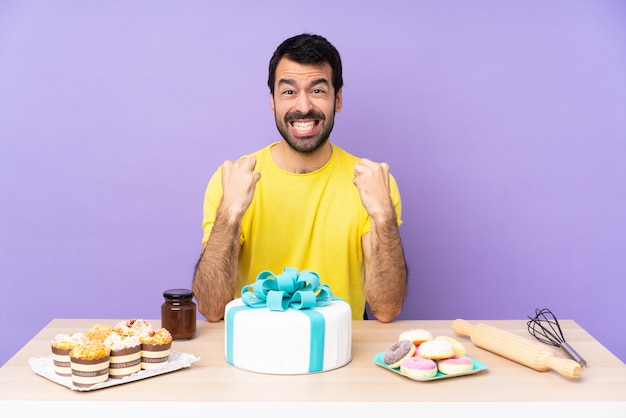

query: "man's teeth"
left=292, top=121, right=316, bottom=132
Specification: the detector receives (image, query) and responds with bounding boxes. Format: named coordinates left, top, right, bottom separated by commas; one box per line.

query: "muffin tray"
left=373, top=352, right=487, bottom=381
left=28, top=350, right=200, bottom=391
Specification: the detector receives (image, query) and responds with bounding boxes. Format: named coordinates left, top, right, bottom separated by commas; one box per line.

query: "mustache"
left=285, top=110, right=326, bottom=122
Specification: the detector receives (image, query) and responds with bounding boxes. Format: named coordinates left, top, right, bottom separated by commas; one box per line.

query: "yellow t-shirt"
left=201, top=142, right=402, bottom=319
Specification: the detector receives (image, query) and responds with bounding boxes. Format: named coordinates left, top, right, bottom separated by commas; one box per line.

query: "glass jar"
left=161, top=289, right=196, bottom=340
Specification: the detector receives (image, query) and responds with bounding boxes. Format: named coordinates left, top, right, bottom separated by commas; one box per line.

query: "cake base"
left=225, top=298, right=352, bottom=375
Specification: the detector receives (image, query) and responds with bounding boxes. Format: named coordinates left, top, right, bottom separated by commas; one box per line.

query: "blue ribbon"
left=241, top=267, right=333, bottom=311
left=227, top=267, right=333, bottom=373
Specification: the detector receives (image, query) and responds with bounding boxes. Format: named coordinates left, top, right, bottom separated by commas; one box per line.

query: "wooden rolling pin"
left=452, top=319, right=582, bottom=379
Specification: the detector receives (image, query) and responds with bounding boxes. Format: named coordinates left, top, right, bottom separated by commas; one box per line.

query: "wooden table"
left=1, top=319, right=625, bottom=417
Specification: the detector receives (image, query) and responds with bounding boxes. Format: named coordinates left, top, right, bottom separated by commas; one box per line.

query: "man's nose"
left=293, top=92, right=313, bottom=114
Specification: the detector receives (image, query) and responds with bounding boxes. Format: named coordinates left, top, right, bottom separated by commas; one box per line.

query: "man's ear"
left=270, top=94, right=275, bottom=114
left=335, top=88, right=343, bottom=112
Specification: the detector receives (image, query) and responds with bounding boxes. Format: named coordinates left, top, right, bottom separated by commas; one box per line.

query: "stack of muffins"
left=50, top=319, right=173, bottom=387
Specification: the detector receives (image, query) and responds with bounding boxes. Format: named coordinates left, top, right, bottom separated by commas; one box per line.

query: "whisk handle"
left=562, top=341, right=587, bottom=368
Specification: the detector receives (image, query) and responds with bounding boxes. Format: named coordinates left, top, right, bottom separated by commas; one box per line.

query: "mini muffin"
left=104, top=333, right=142, bottom=378
left=50, top=333, right=89, bottom=376
left=114, top=319, right=153, bottom=337
left=139, top=328, right=173, bottom=370
left=86, top=324, right=114, bottom=342
left=70, top=342, right=111, bottom=387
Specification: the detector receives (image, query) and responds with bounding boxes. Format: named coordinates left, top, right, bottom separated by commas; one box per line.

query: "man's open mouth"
left=291, top=120, right=319, bottom=133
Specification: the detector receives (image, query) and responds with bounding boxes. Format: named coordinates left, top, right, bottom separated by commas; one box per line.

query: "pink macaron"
left=437, top=354, right=474, bottom=375
left=400, top=356, right=438, bottom=378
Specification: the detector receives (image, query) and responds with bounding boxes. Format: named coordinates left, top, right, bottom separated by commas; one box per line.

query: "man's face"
left=270, top=58, right=342, bottom=153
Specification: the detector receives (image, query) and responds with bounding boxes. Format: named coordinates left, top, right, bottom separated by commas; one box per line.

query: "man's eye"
left=313, top=89, right=325, bottom=94
left=282, top=90, right=294, bottom=95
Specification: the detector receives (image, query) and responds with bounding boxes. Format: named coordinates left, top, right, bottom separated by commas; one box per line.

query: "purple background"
left=1, top=1, right=625, bottom=366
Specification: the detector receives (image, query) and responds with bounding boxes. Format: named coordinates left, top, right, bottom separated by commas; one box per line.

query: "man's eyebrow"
left=278, top=78, right=296, bottom=87
left=277, top=78, right=330, bottom=88
left=310, top=78, right=330, bottom=88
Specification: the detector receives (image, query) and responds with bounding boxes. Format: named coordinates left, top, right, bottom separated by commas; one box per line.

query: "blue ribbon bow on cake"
left=241, top=267, right=333, bottom=311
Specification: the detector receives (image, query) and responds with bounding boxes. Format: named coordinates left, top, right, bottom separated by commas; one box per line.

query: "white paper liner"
left=28, top=350, right=200, bottom=391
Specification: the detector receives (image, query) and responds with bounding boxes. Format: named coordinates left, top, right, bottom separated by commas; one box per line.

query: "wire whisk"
left=527, top=308, right=587, bottom=368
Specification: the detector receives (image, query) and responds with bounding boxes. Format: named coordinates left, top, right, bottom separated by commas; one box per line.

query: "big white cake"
left=224, top=297, right=352, bottom=374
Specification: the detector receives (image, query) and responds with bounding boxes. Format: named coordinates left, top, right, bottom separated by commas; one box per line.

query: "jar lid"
left=163, top=289, right=194, bottom=299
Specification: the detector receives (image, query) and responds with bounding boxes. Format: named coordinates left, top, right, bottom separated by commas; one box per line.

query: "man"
left=193, top=33, right=407, bottom=323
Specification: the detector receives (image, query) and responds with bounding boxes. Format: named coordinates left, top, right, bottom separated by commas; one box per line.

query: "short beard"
left=275, top=108, right=336, bottom=154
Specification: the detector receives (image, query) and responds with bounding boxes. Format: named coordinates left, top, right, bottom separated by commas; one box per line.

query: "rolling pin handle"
left=545, top=355, right=582, bottom=379
left=452, top=319, right=473, bottom=336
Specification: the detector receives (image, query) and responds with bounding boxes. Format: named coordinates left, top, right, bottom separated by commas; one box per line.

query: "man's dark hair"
left=268, top=33, right=343, bottom=95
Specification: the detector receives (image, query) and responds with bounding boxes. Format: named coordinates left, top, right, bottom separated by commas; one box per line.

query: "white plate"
left=29, top=350, right=200, bottom=391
